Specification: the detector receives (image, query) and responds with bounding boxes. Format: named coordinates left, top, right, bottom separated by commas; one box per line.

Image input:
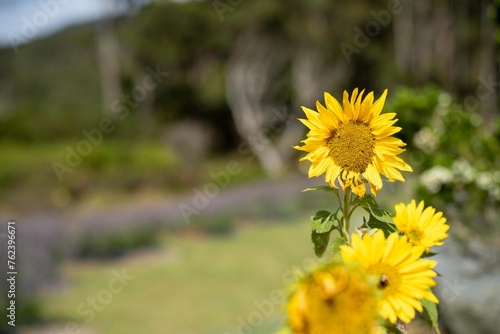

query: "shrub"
left=75, top=224, right=159, bottom=259
left=390, top=87, right=500, bottom=244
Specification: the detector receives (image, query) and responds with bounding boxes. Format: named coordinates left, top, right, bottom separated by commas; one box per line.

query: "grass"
left=38, top=220, right=315, bottom=334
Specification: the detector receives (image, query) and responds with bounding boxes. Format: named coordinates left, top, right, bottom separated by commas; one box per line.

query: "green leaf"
left=359, top=215, right=369, bottom=229
left=311, top=230, right=330, bottom=257
left=420, top=251, right=437, bottom=258
left=302, top=186, right=339, bottom=197
left=330, top=236, right=346, bottom=256
left=310, top=208, right=343, bottom=234
left=310, top=210, right=333, bottom=233
left=355, top=195, right=398, bottom=237
left=366, top=214, right=398, bottom=237
left=355, top=194, right=393, bottom=224
left=421, top=298, right=441, bottom=334
left=332, top=207, right=343, bottom=221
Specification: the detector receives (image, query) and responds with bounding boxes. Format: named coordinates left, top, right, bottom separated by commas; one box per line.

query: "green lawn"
left=39, top=220, right=316, bottom=334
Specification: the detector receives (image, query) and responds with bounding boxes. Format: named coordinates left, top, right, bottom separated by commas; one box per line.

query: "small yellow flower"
left=340, top=230, right=439, bottom=324
left=393, top=200, right=449, bottom=252
left=294, top=88, right=412, bottom=197
left=287, top=263, right=379, bottom=334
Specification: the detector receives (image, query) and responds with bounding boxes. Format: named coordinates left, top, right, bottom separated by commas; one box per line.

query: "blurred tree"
left=392, top=0, right=498, bottom=130
left=95, top=2, right=122, bottom=116
left=95, top=0, right=144, bottom=115
left=0, top=0, right=497, bottom=152
left=223, top=0, right=357, bottom=176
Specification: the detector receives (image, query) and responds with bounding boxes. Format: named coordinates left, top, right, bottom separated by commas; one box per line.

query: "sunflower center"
left=327, top=121, right=375, bottom=173
left=368, top=264, right=401, bottom=296
left=408, top=229, right=423, bottom=243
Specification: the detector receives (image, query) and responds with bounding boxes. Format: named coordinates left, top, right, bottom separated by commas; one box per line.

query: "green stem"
left=341, top=188, right=352, bottom=243
left=346, top=204, right=360, bottom=224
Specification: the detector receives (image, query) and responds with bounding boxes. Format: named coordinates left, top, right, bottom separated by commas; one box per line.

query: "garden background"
left=0, top=0, right=499, bottom=333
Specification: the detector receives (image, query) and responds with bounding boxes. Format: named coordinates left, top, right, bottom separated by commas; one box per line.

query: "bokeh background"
left=0, top=0, right=499, bottom=333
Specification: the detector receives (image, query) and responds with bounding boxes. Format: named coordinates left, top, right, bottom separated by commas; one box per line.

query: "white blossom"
left=414, top=127, right=438, bottom=153
left=476, top=172, right=493, bottom=191
left=451, top=159, right=476, bottom=183
left=420, top=166, right=454, bottom=193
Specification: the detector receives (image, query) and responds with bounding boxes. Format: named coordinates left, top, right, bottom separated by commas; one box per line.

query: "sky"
left=0, top=0, right=149, bottom=50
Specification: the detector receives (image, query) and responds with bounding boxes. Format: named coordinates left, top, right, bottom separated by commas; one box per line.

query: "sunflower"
left=287, top=263, right=379, bottom=334
left=294, top=88, right=412, bottom=197
left=393, top=200, right=449, bottom=252
left=340, top=230, right=439, bottom=324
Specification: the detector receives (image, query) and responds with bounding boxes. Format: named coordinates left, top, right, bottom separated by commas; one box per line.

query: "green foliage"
left=355, top=194, right=394, bottom=224
left=389, top=87, right=500, bottom=240
left=330, top=236, right=346, bottom=257
left=385, top=86, right=441, bottom=151
left=0, top=140, right=180, bottom=211
left=77, top=226, right=159, bottom=259
left=303, top=187, right=342, bottom=255
left=310, top=208, right=342, bottom=257
left=364, top=214, right=398, bottom=237
left=306, top=185, right=401, bottom=255
left=1, top=298, right=43, bottom=330
left=0, top=0, right=492, bottom=162
left=421, top=298, right=441, bottom=334
left=303, top=186, right=340, bottom=197
left=355, top=195, right=397, bottom=237
left=310, top=210, right=334, bottom=233
left=190, top=213, right=235, bottom=236
left=0, top=22, right=103, bottom=142
left=311, top=230, right=330, bottom=258
left=420, top=251, right=437, bottom=258
left=0, top=0, right=437, bottom=146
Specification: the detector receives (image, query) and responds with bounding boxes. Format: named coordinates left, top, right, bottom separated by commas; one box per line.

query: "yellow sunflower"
left=294, top=88, right=412, bottom=197
left=340, top=230, right=439, bottom=324
left=287, top=263, right=379, bottom=334
left=393, top=200, right=449, bottom=253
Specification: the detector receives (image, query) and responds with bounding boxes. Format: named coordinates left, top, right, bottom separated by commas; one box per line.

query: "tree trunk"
left=225, top=34, right=289, bottom=177
left=95, top=1, right=121, bottom=115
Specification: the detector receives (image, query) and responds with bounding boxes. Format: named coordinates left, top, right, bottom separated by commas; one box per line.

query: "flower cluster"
left=283, top=89, right=449, bottom=334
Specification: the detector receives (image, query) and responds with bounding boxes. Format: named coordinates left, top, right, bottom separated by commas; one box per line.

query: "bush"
left=190, top=214, right=235, bottom=236
left=390, top=87, right=500, bottom=243
left=75, top=224, right=160, bottom=259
